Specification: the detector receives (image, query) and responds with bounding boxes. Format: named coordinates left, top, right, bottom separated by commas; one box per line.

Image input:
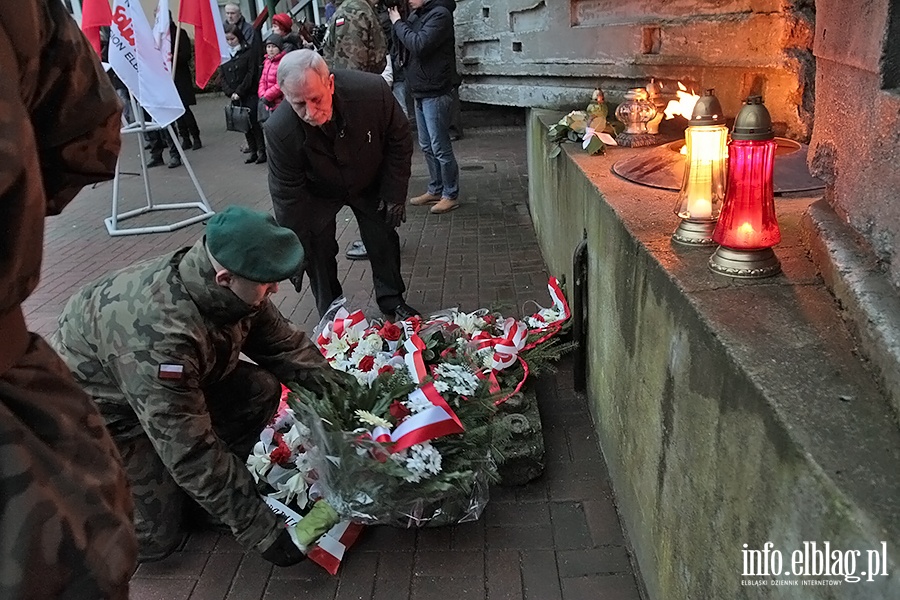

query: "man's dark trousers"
left=298, top=200, right=406, bottom=317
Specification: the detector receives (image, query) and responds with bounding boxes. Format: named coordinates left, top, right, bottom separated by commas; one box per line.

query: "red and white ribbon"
left=307, top=520, right=365, bottom=575
left=316, top=308, right=369, bottom=348
left=364, top=382, right=464, bottom=454
left=491, top=318, right=528, bottom=370
left=546, top=277, right=571, bottom=323
left=403, top=334, right=428, bottom=383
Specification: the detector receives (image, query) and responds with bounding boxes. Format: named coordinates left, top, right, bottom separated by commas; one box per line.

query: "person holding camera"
left=389, top=0, right=460, bottom=214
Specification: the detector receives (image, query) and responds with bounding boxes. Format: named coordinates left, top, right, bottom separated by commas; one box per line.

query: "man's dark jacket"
left=392, top=0, right=455, bottom=98
left=265, top=69, right=412, bottom=236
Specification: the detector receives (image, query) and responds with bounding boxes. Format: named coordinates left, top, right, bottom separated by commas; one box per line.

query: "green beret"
left=206, top=206, right=304, bottom=282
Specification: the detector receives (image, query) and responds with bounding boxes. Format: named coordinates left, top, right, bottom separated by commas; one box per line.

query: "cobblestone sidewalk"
left=24, top=95, right=641, bottom=600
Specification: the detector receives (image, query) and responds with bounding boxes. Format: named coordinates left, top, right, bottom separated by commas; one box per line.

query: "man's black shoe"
left=192, top=138, right=202, bottom=150
left=391, top=302, right=420, bottom=321
left=167, top=156, right=182, bottom=168
left=182, top=138, right=193, bottom=150
left=147, top=156, right=164, bottom=168
left=345, top=240, right=367, bottom=260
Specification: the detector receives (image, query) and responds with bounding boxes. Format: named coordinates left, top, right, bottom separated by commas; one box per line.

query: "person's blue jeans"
left=392, top=80, right=409, bottom=119
left=414, top=93, right=459, bottom=200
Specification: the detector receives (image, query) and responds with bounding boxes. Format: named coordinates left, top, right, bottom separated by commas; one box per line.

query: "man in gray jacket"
left=266, top=50, right=419, bottom=319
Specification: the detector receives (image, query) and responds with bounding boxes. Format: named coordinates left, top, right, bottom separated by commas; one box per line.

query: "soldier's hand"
left=259, top=528, right=306, bottom=567
left=384, top=202, right=406, bottom=228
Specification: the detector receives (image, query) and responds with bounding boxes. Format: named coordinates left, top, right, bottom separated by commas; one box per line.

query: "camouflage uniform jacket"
left=50, top=239, right=329, bottom=551
left=1, top=0, right=121, bottom=321
left=324, top=0, right=387, bottom=74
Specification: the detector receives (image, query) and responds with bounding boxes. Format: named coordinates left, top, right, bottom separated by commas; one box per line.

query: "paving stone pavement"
left=24, top=95, right=641, bottom=600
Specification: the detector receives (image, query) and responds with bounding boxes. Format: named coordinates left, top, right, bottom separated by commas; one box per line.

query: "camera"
left=382, top=0, right=403, bottom=8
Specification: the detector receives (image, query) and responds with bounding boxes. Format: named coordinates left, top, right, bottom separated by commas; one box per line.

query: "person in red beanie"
left=272, top=13, right=303, bottom=53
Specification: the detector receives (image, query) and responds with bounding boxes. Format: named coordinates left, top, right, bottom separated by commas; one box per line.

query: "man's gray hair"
left=277, top=49, right=331, bottom=89
left=224, top=2, right=241, bottom=11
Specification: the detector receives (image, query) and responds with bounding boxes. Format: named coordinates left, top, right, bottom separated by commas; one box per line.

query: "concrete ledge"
left=801, top=199, right=900, bottom=421
left=527, top=109, right=900, bottom=599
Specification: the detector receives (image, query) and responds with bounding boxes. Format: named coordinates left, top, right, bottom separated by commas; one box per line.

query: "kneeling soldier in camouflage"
left=51, top=206, right=340, bottom=566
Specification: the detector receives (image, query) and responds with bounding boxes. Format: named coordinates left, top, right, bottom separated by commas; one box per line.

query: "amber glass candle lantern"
left=708, top=96, right=781, bottom=278
left=671, top=89, right=728, bottom=246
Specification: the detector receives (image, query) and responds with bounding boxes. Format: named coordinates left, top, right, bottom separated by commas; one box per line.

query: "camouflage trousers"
left=0, top=334, right=137, bottom=600
left=115, top=361, right=281, bottom=562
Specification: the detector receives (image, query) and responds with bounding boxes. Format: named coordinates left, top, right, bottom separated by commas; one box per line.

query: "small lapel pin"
left=367, top=131, right=372, bottom=143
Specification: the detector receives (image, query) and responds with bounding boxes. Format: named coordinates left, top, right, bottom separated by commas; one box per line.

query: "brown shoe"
left=409, top=192, right=441, bottom=206
left=430, top=197, right=459, bottom=214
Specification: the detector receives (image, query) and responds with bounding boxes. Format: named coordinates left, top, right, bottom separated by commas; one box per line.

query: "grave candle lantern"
left=708, top=95, right=782, bottom=278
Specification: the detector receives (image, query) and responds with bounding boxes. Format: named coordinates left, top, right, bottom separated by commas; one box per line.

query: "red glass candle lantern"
left=672, top=89, right=728, bottom=246
left=709, top=96, right=782, bottom=278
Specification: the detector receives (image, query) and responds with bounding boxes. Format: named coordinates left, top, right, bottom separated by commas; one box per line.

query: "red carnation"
left=378, top=364, right=395, bottom=376
left=358, top=355, right=375, bottom=372
left=389, top=400, right=411, bottom=420
left=269, top=442, right=292, bottom=466
left=379, top=321, right=402, bottom=341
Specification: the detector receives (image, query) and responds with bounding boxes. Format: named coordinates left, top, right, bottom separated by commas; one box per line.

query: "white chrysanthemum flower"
left=400, top=442, right=442, bottom=482
left=475, top=347, right=494, bottom=369
left=433, top=380, right=450, bottom=393
left=347, top=369, right=371, bottom=386
left=434, top=363, right=480, bottom=396
left=355, top=409, right=393, bottom=429
left=452, top=311, right=487, bottom=336
left=403, top=393, right=434, bottom=414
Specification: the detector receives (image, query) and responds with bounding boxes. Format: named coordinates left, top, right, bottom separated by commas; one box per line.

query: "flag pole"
left=171, top=23, right=182, bottom=80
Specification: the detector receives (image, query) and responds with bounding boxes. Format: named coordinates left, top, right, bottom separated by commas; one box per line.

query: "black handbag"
left=225, top=102, right=251, bottom=133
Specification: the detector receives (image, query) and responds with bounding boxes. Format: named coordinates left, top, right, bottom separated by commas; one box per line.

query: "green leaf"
left=583, top=135, right=605, bottom=155
left=549, top=144, right=562, bottom=158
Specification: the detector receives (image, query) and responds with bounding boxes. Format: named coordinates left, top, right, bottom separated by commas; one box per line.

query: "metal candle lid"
left=689, top=89, right=725, bottom=126
left=731, top=95, right=774, bottom=140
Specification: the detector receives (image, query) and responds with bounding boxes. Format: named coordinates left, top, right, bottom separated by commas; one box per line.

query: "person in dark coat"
left=265, top=49, right=419, bottom=320
left=170, top=19, right=201, bottom=150
left=389, top=0, right=460, bottom=214
left=222, top=23, right=266, bottom=164
left=377, top=0, right=410, bottom=118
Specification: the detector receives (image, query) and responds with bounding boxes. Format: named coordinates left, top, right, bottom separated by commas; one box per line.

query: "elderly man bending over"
left=51, top=206, right=342, bottom=566
left=266, top=49, right=419, bottom=320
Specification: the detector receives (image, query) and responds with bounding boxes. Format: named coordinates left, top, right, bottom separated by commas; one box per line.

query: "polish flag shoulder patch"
left=158, top=364, right=185, bottom=380
left=335, top=17, right=345, bottom=26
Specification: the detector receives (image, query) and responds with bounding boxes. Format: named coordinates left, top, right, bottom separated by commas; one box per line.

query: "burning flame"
left=664, top=82, right=700, bottom=121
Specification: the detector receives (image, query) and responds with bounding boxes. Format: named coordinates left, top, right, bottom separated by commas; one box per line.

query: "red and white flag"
left=108, top=0, right=184, bottom=126
left=178, top=0, right=230, bottom=89
left=80, top=0, right=113, bottom=56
